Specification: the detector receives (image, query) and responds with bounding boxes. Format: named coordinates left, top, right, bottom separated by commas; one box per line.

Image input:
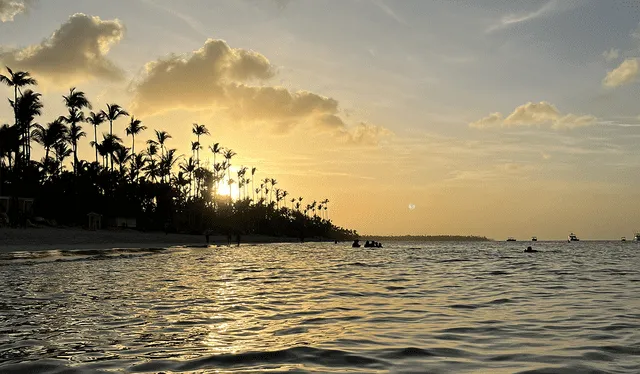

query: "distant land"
left=362, top=235, right=491, bottom=242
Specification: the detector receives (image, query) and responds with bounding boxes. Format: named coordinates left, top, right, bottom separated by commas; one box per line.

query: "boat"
left=506, top=237, right=516, bottom=242
left=531, top=236, right=537, bottom=242
left=568, top=232, right=579, bottom=242
left=621, top=236, right=626, bottom=242
left=635, top=233, right=640, bottom=241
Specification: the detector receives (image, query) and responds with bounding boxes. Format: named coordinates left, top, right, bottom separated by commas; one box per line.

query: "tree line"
left=0, top=67, right=358, bottom=240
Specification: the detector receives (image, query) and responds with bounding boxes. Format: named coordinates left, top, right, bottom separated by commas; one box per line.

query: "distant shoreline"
left=362, top=235, right=491, bottom=242
left=0, top=227, right=308, bottom=253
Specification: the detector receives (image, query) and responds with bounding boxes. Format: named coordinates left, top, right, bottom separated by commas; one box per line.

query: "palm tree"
left=125, top=116, right=146, bottom=156
left=67, top=121, right=86, bottom=174
left=290, top=197, right=296, bottom=210
left=223, top=149, right=236, bottom=198
left=86, top=111, right=105, bottom=163
left=160, top=148, right=180, bottom=183
left=101, top=133, right=123, bottom=172
left=31, top=118, right=67, bottom=165
left=0, top=67, right=37, bottom=160
left=154, top=130, right=171, bottom=157
left=321, top=199, right=330, bottom=220
left=100, top=103, right=129, bottom=170
left=251, top=167, right=257, bottom=201
left=180, top=157, right=197, bottom=198
left=130, top=153, right=147, bottom=182
left=12, top=89, right=42, bottom=166
left=112, top=145, right=131, bottom=174
left=53, top=142, right=72, bottom=175
left=192, top=123, right=209, bottom=166
left=210, top=143, right=222, bottom=164
left=62, top=88, right=91, bottom=174
left=100, top=103, right=129, bottom=136
left=270, top=178, right=278, bottom=205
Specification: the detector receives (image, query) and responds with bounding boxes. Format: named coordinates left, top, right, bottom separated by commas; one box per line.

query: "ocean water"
left=1, top=241, right=639, bottom=373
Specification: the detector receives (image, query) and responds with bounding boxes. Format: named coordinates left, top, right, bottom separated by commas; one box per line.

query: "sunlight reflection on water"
left=1, top=241, right=639, bottom=373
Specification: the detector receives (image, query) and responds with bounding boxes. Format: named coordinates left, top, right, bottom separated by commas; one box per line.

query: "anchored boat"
left=568, top=233, right=579, bottom=242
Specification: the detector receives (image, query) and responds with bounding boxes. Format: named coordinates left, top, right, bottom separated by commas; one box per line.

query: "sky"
left=2, top=0, right=640, bottom=240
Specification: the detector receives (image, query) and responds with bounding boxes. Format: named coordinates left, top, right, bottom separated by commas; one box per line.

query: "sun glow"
left=216, top=180, right=241, bottom=200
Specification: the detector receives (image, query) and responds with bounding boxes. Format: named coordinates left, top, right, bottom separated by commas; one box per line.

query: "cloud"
left=0, top=13, right=125, bottom=86
left=603, top=58, right=639, bottom=88
left=602, top=48, right=619, bottom=62
left=0, top=0, right=31, bottom=22
left=131, top=38, right=391, bottom=144
left=470, top=102, right=597, bottom=130
left=487, top=0, right=557, bottom=32
left=372, top=0, right=407, bottom=25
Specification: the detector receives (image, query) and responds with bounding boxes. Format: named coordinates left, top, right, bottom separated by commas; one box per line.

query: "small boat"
left=621, top=236, right=627, bottom=242
left=531, top=236, right=538, bottom=242
left=506, top=237, right=516, bottom=242
left=568, top=232, right=579, bottom=242
left=635, top=233, right=640, bottom=241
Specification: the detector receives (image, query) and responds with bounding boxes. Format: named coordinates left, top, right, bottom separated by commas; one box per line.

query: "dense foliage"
left=0, top=67, right=358, bottom=240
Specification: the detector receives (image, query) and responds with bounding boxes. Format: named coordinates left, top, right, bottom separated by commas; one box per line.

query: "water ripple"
left=0, top=241, right=639, bottom=373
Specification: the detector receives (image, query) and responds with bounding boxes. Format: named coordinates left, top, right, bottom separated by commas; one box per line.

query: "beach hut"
left=87, top=212, right=102, bottom=230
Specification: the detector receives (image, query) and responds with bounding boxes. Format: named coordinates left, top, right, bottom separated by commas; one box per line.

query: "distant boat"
left=635, top=233, right=640, bottom=241
left=531, top=236, right=538, bottom=242
left=506, top=237, right=516, bottom=242
left=621, top=236, right=627, bottom=242
left=568, top=233, right=579, bottom=242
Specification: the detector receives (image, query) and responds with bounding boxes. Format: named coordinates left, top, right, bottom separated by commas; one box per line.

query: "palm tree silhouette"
left=0, top=67, right=37, bottom=162
left=223, top=149, right=236, bottom=199
left=100, top=104, right=129, bottom=170
left=67, top=120, right=86, bottom=174
left=154, top=130, right=171, bottom=157
left=31, top=118, right=67, bottom=168
left=192, top=123, right=209, bottom=166
left=12, top=89, right=42, bottom=166
left=62, top=88, right=91, bottom=174
left=86, top=111, right=105, bottom=163
left=113, top=145, right=131, bottom=174
left=125, top=116, right=146, bottom=156
left=251, top=167, right=257, bottom=201
left=270, top=178, right=277, bottom=205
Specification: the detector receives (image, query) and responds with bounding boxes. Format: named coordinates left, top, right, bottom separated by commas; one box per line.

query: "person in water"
left=352, top=240, right=361, bottom=248
left=524, top=246, right=538, bottom=253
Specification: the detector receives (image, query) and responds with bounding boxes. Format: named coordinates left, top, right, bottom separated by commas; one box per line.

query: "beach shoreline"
left=0, top=227, right=306, bottom=253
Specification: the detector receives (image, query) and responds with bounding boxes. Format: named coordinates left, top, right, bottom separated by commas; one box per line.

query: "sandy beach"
left=0, top=227, right=303, bottom=253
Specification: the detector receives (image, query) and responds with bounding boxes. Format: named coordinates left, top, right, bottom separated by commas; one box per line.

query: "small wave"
left=128, top=346, right=388, bottom=372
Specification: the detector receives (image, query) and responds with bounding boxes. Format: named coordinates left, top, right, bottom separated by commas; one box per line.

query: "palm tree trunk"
left=132, top=134, right=135, bottom=156
left=94, top=125, right=98, bottom=163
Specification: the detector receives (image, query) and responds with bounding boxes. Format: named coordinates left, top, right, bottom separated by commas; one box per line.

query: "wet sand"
left=0, top=227, right=302, bottom=253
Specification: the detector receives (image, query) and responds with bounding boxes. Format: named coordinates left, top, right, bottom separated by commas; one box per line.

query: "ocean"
left=1, top=241, right=639, bottom=373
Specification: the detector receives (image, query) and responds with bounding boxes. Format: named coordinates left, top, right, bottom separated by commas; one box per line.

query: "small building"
left=87, top=212, right=102, bottom=231
left=0, top=196, right=35, bottom=225
left=110, top=217, right=137, bottom=229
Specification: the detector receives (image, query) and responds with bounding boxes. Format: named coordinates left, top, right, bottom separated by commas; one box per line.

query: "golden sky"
left=2, top=0, right=640, bottom=239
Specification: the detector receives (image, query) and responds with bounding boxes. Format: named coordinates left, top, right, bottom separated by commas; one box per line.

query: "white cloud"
left=603, top=58, right=639, bottom=88
left=0, top=13, right=125, bottom=86
left=0, top=0, right=30, bottom=22
left=602, top=48, right=619, bottom=62
left=130, top=38, right=392, bottom=144
left=470, top=101, right=597, bottom=130
left=487, top=0, right=557, bottom=32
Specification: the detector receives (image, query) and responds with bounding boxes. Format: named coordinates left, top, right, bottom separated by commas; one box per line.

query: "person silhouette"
left=352, top=240, right=361, bottom=248
left=524, top=246, right=538, bottom=253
